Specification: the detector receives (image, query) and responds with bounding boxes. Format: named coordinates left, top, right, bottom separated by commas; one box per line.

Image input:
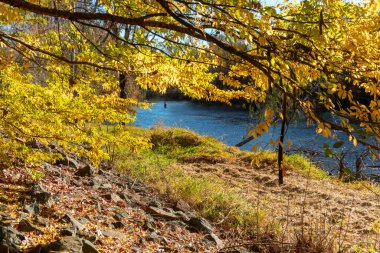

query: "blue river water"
left=134, top=101, right=379, bottom=176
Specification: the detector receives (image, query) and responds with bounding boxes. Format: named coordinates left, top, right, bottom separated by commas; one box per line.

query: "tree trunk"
left=338, top=158, right=344, bottom=179
left=119, top=73, right=127, bottom=99
left=235, top=136, right=254, bottom=147
left=278, top=92, right=287, bottom=185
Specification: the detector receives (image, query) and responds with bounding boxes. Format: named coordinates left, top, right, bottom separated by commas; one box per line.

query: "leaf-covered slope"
left=0, top=159, right=223, bottom=252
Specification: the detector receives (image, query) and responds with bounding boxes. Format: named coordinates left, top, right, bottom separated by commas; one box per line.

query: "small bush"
left=150, top=129, right=201, bottom=148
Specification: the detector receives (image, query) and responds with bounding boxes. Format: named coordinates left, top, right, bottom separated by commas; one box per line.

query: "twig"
left=360, top=182, right=380, bottom=199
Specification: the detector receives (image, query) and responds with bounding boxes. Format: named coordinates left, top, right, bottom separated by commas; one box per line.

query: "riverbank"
left=0, top=126, right=378, bottom=252
left=134, top=100, right=376, bottom=177
left=115, top=126, right=380, bottom=252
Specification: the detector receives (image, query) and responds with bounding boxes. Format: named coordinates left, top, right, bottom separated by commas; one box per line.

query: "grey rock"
left=167, top=220, right=187, bottom=228
left=163, top=207, right=175, bottom=213
left=143, top=220, right=155, bottom=232
left=113, top=211, right=128, bottom=221
left=174, top=200, right=192, bottom=213
left=77, top=232, right=96, bottom=243
left=99, top=183, right=112, bottom=190
left=75, top=165, right=95, bottom=177
left=39, top=236, right=83, bottom=253
left=43, top=163, right=60, bottom=175
left=117, top=191, right=132, bottom=204
left=146, top=206, right=180, bottom=220
left=30, top=185, right=51, bottom=204
left=71, top=179, right=82, bottom=187
left=55, top=155, right=80, bottom=169
left=102, top=229, right=123, bottom=239
left=59, top=213, right=85, bottom=231
left=89, top=177, right=102, bottom=190
left=102, top=193, right=123, bottom=203
left=17, top=219, right=42, bottom=233
left=187, top=217, right=213, bottom=233
left=124, top=192, right=147, bottom=207
left=132, top=185, right=145, bottom=193
left=149, top=200, right=162, bottom=207
left=125, top=178, right=144, bottom=191
left=60, top=228, right=76, bottom=236
left=205, top=233, right=224, bottom=248
left=0, top=224, right=26, bottom=253
left=23, top=201, right=40, bottom=215
left=174, top=211, right=190, bottom=221
left=79, top=217, right=89, bottom=225
left=145, top=231, right=160, bottom=242
left=82, top=239, right=99, bottom=253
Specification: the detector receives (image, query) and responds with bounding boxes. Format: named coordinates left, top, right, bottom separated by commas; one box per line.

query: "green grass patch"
left=250, top=150, right=329, bottom=180
left=148, top=127, right=238, bottom=161
left=285, top=154, right=329, bottom=179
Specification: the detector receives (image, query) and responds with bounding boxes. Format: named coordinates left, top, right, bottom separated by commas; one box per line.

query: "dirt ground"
left=180, top=156, right=380, bottom=251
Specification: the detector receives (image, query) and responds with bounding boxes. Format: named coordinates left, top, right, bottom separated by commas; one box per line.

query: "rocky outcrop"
left=0, top=223, right=26, bottom=253
left=59, top=214, right=85, bottom=232
left=36, top=236, right=83, bottom=253
left=75, top=165, right=95, bottom=177
left=17, top=219, right=42, bottom=233
left=146, top=206, right=180, bottom=220
left=55, top=155, right=80, bottom=169
left=30, top=185, right=50, bottom=204
left=0, top=156, right=228, bottom=252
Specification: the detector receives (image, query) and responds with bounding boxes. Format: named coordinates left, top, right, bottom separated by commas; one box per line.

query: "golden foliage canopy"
left=0, top=0, right=379, bottom=164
